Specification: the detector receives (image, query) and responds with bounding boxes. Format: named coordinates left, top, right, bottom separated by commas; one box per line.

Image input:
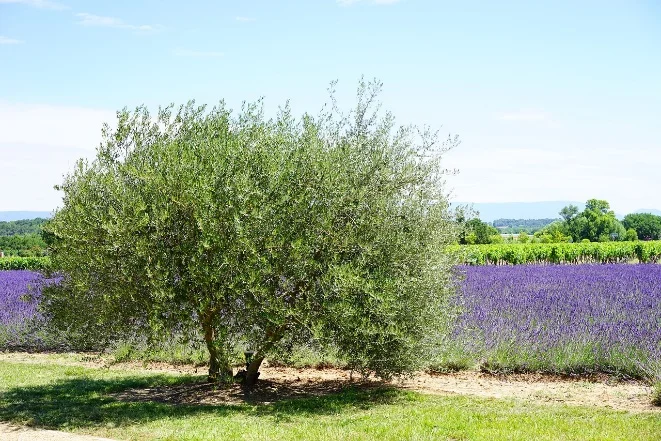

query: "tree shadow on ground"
left=0, top=374, right=407, bottom=430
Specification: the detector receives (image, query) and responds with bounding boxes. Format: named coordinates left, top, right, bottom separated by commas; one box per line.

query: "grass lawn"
left=0, top=359, right=659, bottom=441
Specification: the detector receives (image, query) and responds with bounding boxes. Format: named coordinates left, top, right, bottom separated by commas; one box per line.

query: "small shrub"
left=427, top=358, right=473, bottom=374
left=653, top=383, right=661, bottom=407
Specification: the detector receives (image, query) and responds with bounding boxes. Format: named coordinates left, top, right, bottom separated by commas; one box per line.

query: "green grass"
left=0, top=360, right=660, bottom=440
left=110, top=340, right=210, bottom=366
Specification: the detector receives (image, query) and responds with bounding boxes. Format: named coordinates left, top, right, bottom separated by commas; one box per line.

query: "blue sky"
left=1, top=0, right=660, bottom=213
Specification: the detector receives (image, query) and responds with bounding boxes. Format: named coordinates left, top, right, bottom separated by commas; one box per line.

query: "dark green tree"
left=559, top=205, right=579, bottom=226
left=622, top=213, right=661, bottom=240
left=43, top=80, right=460, bottom=387
left=559, top=199, right=625, bottom=242
left=534, top=221, right=570, bottom=243
left=625, top=228, right=638, bottom=241
left=459, top=217, right=499, bottom=244
left=0, top=218, right=48, bottom=236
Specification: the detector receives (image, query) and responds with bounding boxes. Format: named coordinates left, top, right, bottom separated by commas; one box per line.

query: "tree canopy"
left=622, top=213, right=661, bottom=240
left=463, top=218, right=500, bottom=244
left=0, top=234, right=47, bottom=257
left=558, top=199, right=626, bottom=242
left=43, top=80, right=460, bottom=386
left=0, top=218, right=48, bottom=236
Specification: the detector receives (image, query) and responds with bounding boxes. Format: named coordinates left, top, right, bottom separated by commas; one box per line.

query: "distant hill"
left=451, top=202, right=581, bottom=223
left=0, top=211, right=52, bottom=222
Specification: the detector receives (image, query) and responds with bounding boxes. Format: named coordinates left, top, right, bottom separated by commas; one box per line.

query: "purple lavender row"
left=2, top=266, right=660, bottom=378
left=452, top=264, right=661, bottom=376
left=0, top=270, right=45, bottom=346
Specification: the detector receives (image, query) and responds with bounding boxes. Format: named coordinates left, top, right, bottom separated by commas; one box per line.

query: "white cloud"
left=0, top=36, right=24, bottom=44
left=235, top=16, right=256, bottom=22
left=0, top=101, right=117, bottom=210
left=0, top=101, right=114, bottom=149
left=443, top=133, right=661, bottom=214
left=75, top=12, right=159, bottom=32
left=173, top=48, right=224, bottom=58
left=0, top=0, right=67, bottom=10
left=337, top=0, right=402, bottom=5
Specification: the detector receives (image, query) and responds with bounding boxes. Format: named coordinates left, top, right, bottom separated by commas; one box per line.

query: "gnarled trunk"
left=201, top=315, right=233, bottom=382
left=244, top=355, right=265, bottom=388
left=243, top=325, right=287, bottom=388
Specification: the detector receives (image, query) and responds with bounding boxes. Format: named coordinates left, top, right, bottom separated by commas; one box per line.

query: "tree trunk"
left=202, top=316, right=232, bottom=382
left=244, top=355, right=265, bottom=388
left=243, top=324, right=288, bottom=388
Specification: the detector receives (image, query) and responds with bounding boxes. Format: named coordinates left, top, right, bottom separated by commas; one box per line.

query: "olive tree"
left=43, top=80, right=460, bottom=386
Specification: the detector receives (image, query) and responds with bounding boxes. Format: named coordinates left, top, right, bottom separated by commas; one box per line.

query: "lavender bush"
left=438, top=264, right=661, bottom=379
left=0, top=270, right=45, bottom=348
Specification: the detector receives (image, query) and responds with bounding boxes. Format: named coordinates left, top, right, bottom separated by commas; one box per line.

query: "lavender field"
left=0, top=270, right=44, bottom=348
left=2, top=266, right=661, bottom=380
left=443, top=264, right=661, bottom=378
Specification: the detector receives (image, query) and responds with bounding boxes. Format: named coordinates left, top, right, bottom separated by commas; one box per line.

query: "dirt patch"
left=403, top=370, right=658, bottom=413
left=113, top=376, right=370, bottom=406
left=111, top=365, right=659, bottom=413
left=112, top=366, right=371, bottom=405
left=2, top=353, right=658, bottom=412
left=0, top=422, right=117, bottom=441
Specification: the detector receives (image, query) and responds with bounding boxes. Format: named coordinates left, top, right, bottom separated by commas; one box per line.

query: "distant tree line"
left=458, top=200, right=661, bottom=244
left=0, top=218, right=48, bottom=236
left=492, top=218, right=559, bottom=234
left=555, top=200, right=661, bottom=243
left=0, top=218, right=48, bottom=256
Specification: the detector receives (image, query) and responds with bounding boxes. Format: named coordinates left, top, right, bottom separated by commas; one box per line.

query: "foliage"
left=454, top=241, right=661, bottom=265
left=625, top=228, right=638, bottom=241
left=460, top=218, right=500, bottom=244
left=0, top=257, right=51, bottom=271
left=559, top=204, right=580, bottom=223
left=560, top=199, right=626, bottom=242
left=444, top=264, right=661, bottom=380
left=654, top=383, right=661, bottom=407
left=42, top=80, right=459, bottom=385
left=492, top=218, right=558, bottom=234
left=533, top=221, right=570, bottom=243
left=0, top=218, right=48, bottom=236
left=622, top=213, right=661, bottom=241
left=0, top=234, right=48, bottom=257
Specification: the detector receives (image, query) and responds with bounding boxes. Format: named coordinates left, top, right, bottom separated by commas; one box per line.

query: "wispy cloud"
left=235, top=16, right=256, bottom=22
left=173, top=48, right=224, bottom=58
left=337, top=0, right=402, bottom=5
left=75, top=12, right=160, bottom=32
left=0, top=36, right=24, bottom=45
left=0, top=0, right=67, bottom=10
